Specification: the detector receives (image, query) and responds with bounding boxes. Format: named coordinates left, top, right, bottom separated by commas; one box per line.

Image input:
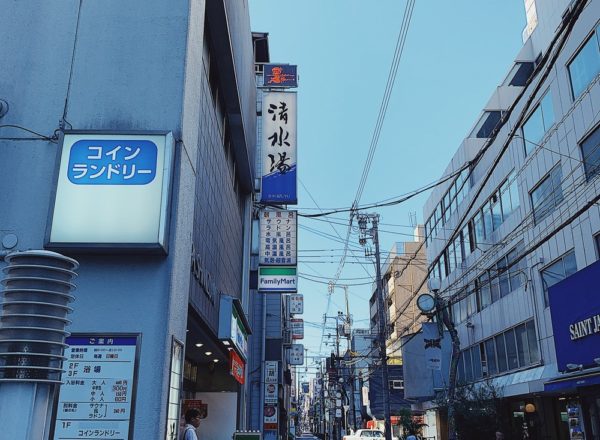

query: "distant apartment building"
left=382, top=228, right=429, bottom=360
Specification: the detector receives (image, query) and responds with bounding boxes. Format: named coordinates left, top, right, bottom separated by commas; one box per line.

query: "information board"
left=53, top=335, right=139, bottom=440
left=259, top=210, right=297, bottom=265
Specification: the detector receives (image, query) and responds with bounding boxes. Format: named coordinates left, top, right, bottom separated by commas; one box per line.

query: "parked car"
left=343, top=429, right=399, bottom=440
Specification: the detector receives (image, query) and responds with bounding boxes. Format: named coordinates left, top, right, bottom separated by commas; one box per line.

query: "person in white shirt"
left=183, top=409, right=201, bottom=440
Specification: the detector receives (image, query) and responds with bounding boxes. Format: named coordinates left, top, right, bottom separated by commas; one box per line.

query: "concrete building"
left=0, top=1, right=258, bottom=439
left=383, top=229, right=429, bottom=360
left=420, top=0, right=600, bottom=438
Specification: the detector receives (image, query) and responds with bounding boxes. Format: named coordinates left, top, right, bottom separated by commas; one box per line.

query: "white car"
left=343, top=429, right=399, bottom=440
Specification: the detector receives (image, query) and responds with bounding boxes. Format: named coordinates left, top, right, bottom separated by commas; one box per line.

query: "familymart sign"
left=258, top=267, right=297, bottom=293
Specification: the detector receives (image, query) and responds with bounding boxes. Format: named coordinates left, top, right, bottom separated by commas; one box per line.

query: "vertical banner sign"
left=53, top=335, right=139, bottom=440
left=264, top=361, right=279, bottom=433
left=261, top=92, right=297, bottom=204
left=288, top=344, right=304, bottom=365
left=422, top=322, right=442, bottom=371
left=289, top=294, right=304, bottom=315
left=229, top=350, right=245, bottom=385
left=260, top=210, right=297, bottom=265
left=290, top=318, right=304, bottom=340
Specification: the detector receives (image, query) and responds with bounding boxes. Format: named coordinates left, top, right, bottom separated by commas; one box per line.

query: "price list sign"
left=53, top=335, right=139, bottom=440
left=259, top=210, right=297, bottom=266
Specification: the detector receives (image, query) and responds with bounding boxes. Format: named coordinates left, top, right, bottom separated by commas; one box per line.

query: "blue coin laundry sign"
left=67, top=139, right=157, bottom=185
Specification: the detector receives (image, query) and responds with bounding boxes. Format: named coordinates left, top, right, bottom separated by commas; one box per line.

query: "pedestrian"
left=183, top=409, right=201, bottom=440
left=406, top=432, right=417, bottom=440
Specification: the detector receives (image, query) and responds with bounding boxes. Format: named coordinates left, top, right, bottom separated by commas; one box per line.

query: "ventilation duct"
left=0, top=250, right=78, bottom=383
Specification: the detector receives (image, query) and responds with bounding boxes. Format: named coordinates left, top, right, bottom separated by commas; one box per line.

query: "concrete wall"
left=0, top=0, right=256, bottom=437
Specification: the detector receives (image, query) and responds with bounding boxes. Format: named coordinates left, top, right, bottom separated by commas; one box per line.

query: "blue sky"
left=249, top=1, right=526, bottom=374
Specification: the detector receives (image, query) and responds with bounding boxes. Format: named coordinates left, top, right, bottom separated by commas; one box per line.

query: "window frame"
left=540, top=250, right=577, bottom=306
left=522, top=90, right=555, bottom=155
left=567, top=24, right=600, bottom=100
left=529, top=164, right=563, bottom=224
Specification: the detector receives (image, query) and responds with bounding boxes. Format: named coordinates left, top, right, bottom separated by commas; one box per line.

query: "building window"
left=460, top=320, right=540, bottom=384
left=540, top=251, right=577, bottom=306
left=470, top=111, right=503, bottom=138
left=581, top=124, right=600, bottom=180
left=530, top=165, right=563, bottom=224
left=568, top=25, right=600, bottom=99
left=503, top=61, right=535, bottom=87
left=522, top=92, right=555, bottom=155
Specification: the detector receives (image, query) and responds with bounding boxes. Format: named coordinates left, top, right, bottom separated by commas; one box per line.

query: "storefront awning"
left=544, top=368, right=600, bottom=393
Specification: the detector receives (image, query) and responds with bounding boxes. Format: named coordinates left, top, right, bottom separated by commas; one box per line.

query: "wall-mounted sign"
left=52, top=335, right=139, bottom=440
left=258, top=267, right=297, bottom=293
left=263, top=404, right=278, bottom=428
left=548, top=259, right=599, bottom=371
left=259, top=210, right=297, bottom=265
left=290, top=319, right=304, bottom=340
left=265, top=361, right=278, bottom=383
left=218, top=296, right=251, bottom=360
left=47, top=132, right=174, bottom=253
left=422, top=322, right=442, bottom=371
left=288, top=344, right=304, bottom=365
left=260, top=92, right=297, bottom=204
left=289, top=294, right=303, bottom=315
left=264, top=64, right=298, bottom=88
left=264, top=382, right=278, bottom=404
left=229, top=350, right=245, bottom=385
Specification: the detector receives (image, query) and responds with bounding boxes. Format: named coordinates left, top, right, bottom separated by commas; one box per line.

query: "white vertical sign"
left=259, top=210, right=297, bottom=265
left=260, top=92, right=297, bottom=204
left=288, top=344, right=304, bottom=365
left=289, top=294, right=304, bottom=315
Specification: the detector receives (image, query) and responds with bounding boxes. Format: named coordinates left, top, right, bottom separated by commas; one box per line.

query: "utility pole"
left=426, top=279, right=460, bottom=440
left=358, top=214, right=392, bottom=440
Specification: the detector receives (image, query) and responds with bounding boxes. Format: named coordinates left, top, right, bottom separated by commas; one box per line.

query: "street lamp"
left=420, top=278, right=461, bottom=440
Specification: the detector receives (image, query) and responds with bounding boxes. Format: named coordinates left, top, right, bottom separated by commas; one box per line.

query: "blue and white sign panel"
left=52, top=336, right=139, bottom=440
left=548, top=259, right=600, bottom=372
left=48, top=132, right=174, bottom=252
left=261, top=92, right=297, bottom=204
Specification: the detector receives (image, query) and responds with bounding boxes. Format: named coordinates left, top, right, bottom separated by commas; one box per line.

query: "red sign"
left=229, top=350, right=245, bottom=384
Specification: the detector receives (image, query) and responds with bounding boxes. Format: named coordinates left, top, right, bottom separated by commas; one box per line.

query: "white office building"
left=422, top=0, right=600, bottom=438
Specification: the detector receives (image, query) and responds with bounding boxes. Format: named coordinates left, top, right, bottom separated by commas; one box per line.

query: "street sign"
left=288, top=344, right=304, bottom=365
left=289, top=294, right=304, bottom=314
left=290, top=318, right=304, bottom=340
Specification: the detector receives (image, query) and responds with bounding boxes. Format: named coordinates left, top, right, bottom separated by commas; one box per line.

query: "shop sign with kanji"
left=259, top=210, right=297, bottom=266
left=52, top=335, right=139, bottom=440
left=263, top=64, right=297, bottom=88
left=260, top=92, right=297, bottom=204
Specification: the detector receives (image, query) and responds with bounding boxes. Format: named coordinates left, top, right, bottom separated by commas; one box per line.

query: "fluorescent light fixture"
left=223, top=341, right=230, bottom=346
left=205, top=351, right=212, bottom=356
left=213, top=359, right=219, bottom=363
left=195, top=343, right=203, bottom=348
